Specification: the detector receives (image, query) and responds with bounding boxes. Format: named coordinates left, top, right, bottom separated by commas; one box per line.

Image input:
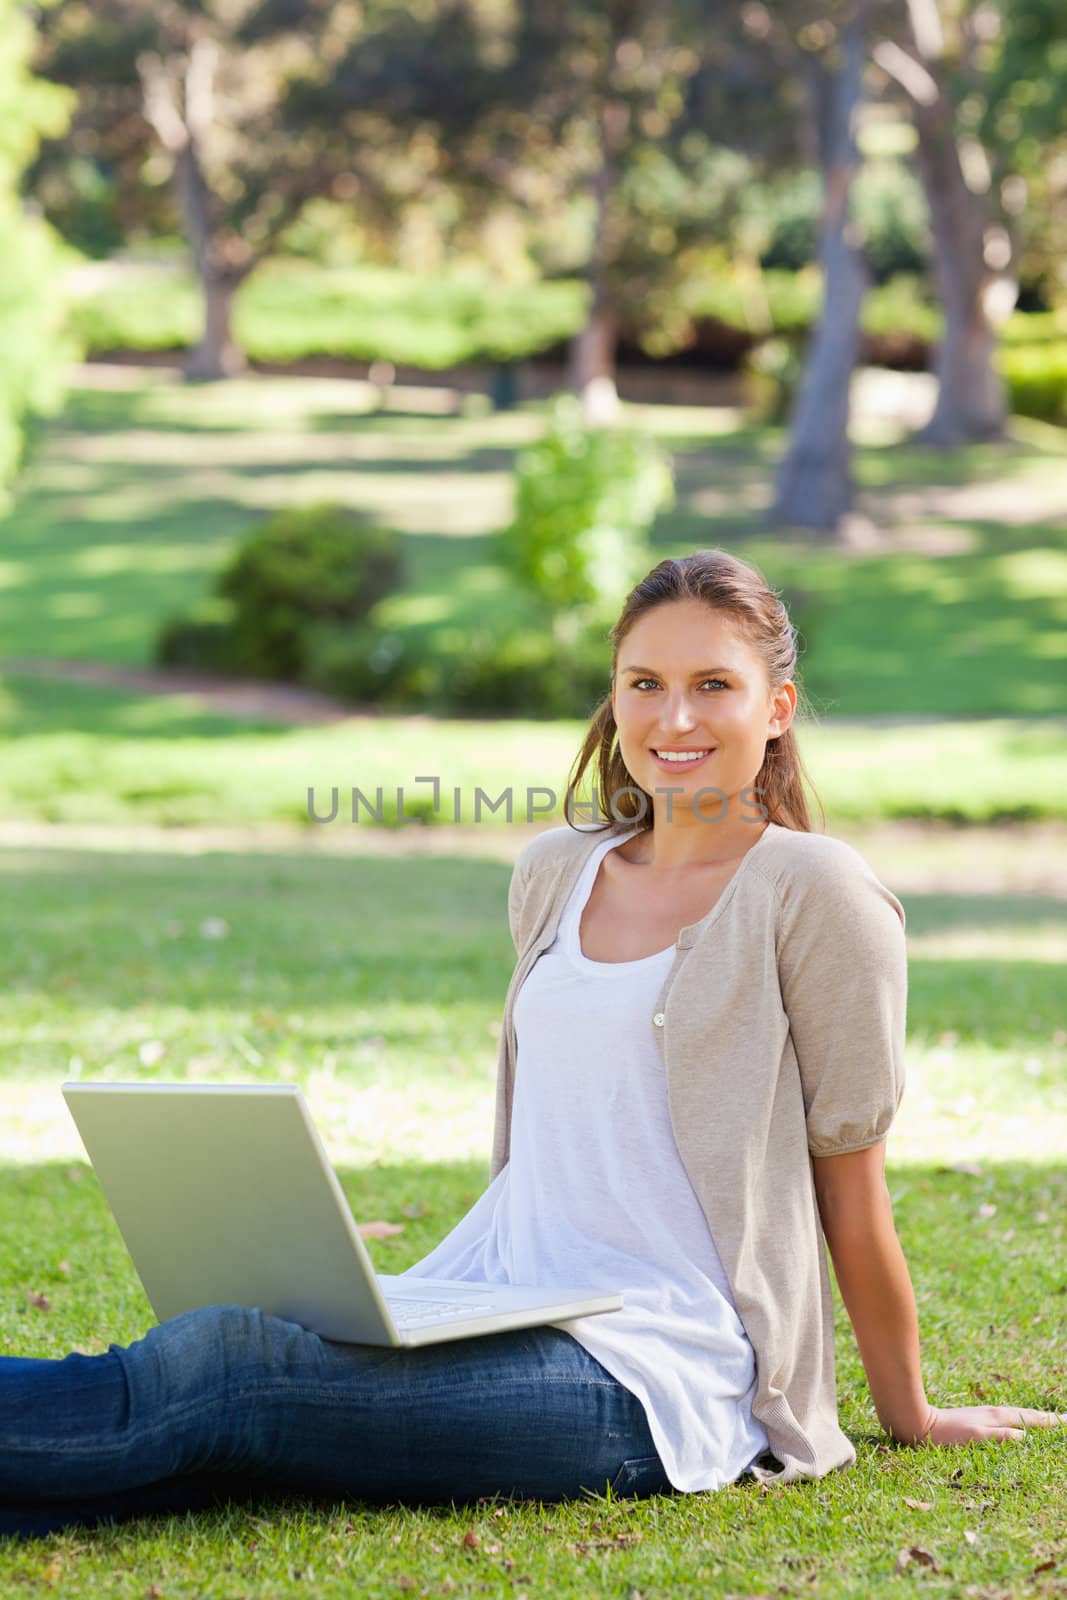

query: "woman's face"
left=610, top=599, right=795, bottom=823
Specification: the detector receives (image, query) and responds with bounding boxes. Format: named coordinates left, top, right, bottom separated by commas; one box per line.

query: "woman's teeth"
left=653, top=750, right=710, bottom=763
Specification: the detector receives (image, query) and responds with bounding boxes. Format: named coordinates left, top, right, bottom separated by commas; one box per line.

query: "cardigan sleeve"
left=507, top=846, right=533, bottom=955
left=775, top=843, right=908, bottom=1158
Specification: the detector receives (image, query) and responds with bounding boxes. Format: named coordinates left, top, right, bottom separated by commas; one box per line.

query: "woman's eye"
left=631, top=678, right=727, bottom=691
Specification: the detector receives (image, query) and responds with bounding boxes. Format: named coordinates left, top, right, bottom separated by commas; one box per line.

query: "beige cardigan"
left=489, top=818, right=908, bottom=1487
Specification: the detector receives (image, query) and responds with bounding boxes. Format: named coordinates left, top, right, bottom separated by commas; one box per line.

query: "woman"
left=2, top=549, right=1061, bottom=1539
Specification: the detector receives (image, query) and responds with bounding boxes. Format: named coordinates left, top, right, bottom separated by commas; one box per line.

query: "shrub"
left=302, top=621, right=439, bottom=708
left=439, top=625, right=609, bottom=720
left=498, top=397, right=674, bottom=626
left=154, top=504, right=406, bottom=682
left=999, top=343, right=1067, bottom=425
left=742, top=337, right=803, bottom=425
left=156, top=597, right=240, bottom=672
left=216, top=503, right=405, bottom=679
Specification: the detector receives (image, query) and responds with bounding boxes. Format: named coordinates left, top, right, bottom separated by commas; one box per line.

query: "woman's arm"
left=814, top=1143, right=932, bottom=1442
left=813, top=1146, right=1066, bottom=1447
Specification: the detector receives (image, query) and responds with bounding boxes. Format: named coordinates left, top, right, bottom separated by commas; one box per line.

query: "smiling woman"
left=2, top=547, right=1063, bottom=1541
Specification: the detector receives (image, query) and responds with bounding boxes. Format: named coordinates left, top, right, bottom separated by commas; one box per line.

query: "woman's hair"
left=565, top=549, right=825, bottom=835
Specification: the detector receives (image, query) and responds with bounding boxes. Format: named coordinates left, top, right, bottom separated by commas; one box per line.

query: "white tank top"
left=400, top=828, right=771, bottom=1492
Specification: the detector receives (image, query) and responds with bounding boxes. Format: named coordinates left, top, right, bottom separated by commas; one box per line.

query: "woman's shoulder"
left=754, top=822, right=889, bottom=900
left=512, top=820, right=626, bottom=881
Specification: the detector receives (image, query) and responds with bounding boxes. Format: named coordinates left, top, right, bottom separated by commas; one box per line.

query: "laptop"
left=62, top=1082, right=624, bottom=1347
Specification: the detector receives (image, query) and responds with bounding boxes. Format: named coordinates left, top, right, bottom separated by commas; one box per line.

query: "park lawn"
left=1, top=371, right=1066, bottom=717
left=0, top=672, right=1064, bottom=827
left=0, top=839, right=1065, bottom=1594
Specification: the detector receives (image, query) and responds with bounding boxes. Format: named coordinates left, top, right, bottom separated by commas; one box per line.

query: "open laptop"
left=62, top=1082, right=624, bottom=1347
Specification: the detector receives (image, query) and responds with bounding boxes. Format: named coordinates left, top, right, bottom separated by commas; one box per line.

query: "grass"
left=0, top=836, right=1065, bottom=1591
left=2, top=372, right=1067, bottom=718
left=0, top=674, right=1065, bottom=827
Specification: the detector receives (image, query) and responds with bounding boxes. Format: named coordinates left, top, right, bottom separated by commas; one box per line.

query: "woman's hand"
left=915, top=1404, right=1067, bottom=1446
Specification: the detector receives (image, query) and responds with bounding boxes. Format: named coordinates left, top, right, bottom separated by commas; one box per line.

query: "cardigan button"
left=652, top=1012, right=665, bottom=1027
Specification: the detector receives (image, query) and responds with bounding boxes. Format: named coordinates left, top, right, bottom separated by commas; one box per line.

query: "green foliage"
left=156, top=597, right=241, bottom=672
left=498, top=398, right=673, bottom=624
left=999, top=343, right=1067, bottom=425
left=0, top=0, right=77, bottom=500
left=156, top=504, right=406, bottom=681
left=434, top=623, right=609, bottom=720
left=302, top=622, right=437, bottom=708
left=755, top=160, right=929, bottom=282
left=742, top=336, right=803, bottom=425
left=65, top=258, right=590, bottom=368
left=218, top=504, right=405, bottom=679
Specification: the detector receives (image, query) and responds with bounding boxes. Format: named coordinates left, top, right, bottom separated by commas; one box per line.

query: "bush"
left=154, top=504, right=406, bottom=681
left=216, top=503, right=405, bottom=679
left=498, top=397, right=674, bottom=624
left=302, top=621, right=439, bottom=708
left=438, top=625, right=609, bottom=719
left=999, top=342, right=1067, bottom=425
left=742, top=337, right=803, bottom=425
left=156, top=597, right=240, bottom=672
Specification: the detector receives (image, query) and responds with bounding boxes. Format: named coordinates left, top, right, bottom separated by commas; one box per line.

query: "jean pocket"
left=607, top=1453, right=671, bottom=1499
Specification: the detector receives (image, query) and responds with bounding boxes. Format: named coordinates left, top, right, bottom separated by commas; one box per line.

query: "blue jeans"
left=0, top=1305, right=675, bottom=1539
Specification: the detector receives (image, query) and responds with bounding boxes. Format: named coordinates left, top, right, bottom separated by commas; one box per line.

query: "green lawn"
left=1, top=838, right=1065, bottom=1592
left=0, top=673, right=1064, bottom=826
left=2, top=372, right=1066, bottom=718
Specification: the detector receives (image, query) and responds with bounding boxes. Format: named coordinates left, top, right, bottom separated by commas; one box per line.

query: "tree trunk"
left=567, top=101, right=626, bottom=425
left=170, top=140, right=248, bottom=382
left=184, top=265, right=246, bottom=381
left=772, top=11, right=870, bottom=534
left=911, top=100, right=1008, bottom=445
left=138, top=43, right=251, bottom=383
left=568, top=299, right=619, bottom=424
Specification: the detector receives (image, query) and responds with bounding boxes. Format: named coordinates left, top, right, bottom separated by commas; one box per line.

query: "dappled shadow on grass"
left=0, top=675, right=290, bottom=740
left=0, top=845, right=517, bottom=1018
left=0, top=846, right=1064, bottom=1052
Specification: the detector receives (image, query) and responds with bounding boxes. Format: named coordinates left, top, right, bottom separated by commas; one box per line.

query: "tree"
left=293, top=0, right=754, bottom=420
left=31, top=0, right=349, bottom=379
left=769, top=5, right=872, bottom=531
left=0, top=0, right=73, bottom=499
left=871, top=0, right=1017, bottom=443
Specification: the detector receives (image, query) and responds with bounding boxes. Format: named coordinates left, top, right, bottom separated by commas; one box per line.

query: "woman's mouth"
left=648, top=748, right=716, bottom=774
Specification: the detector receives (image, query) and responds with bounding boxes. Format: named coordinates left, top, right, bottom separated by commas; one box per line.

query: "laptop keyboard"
left=387, top=1295, right=496, bottom=1328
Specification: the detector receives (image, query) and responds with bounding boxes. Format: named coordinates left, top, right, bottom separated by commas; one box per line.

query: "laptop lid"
left=62, top=1082, right=400, bottom=1344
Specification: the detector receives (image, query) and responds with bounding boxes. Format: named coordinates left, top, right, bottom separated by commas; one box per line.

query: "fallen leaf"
left=28, top=1291, right=51, bottom=1313
left=462, top=1531, right=480, bottom=1549
left=895, top=1546, right=940, bottom=1572
left=963, top=1529, right=978, bottom=1545
left=57, top=1260, right=71, bottom=1278
left=396, top=1578, right=416, bottom=1591
left=358, top=1221, right=405, bottom=1239
left=148, top=1586, right=165, bottom=1599
left=903, top=1497, right=935, bottom=1510
left=41, top=1561, right=62, bottom=1585
left=978, top=1203, right=998, bottom=1219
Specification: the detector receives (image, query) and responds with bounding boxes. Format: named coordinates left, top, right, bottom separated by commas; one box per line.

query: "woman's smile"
left=648, top=748, right=717, bottom=774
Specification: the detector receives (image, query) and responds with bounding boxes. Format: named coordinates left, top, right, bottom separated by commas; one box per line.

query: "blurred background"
left=0, top=0, right=1064, bottom=1181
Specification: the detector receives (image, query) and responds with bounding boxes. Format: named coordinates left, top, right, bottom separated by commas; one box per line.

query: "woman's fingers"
left=995, top=1408, right=1067, bottom=1429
